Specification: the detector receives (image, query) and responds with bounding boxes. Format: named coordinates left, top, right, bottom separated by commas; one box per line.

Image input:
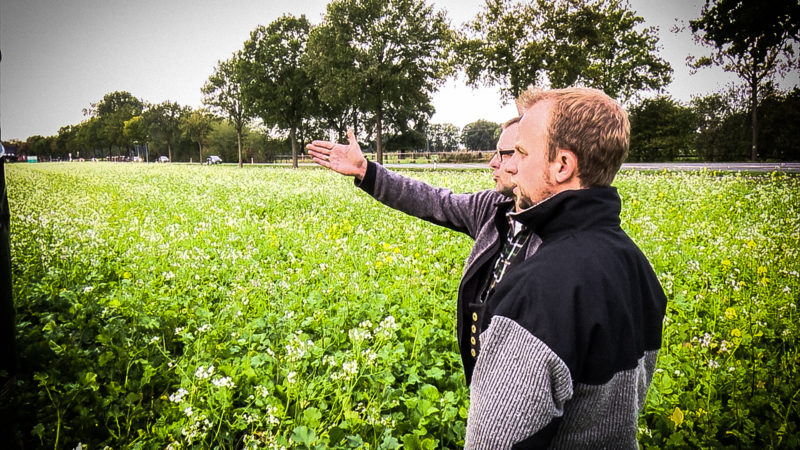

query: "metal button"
left=471, top=349, right=476, bottom=357
left=470, top=337, right=476, bottom=345
left=472, top=312, right=478, bottom=321
left=471, top=325, right=476, bottom=333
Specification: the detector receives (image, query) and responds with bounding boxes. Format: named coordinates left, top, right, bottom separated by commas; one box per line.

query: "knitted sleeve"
left=465, top=316, right=573, bottom=449
left=356, top=161, right=503, bottom=239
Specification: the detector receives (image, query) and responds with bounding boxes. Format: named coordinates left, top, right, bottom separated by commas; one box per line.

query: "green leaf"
left=291, top=425, right=317, bottom=446
left=303, top=407, right=322, bottom=428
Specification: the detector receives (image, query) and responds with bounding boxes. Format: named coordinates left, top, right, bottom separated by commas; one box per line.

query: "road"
left=373, top=161, right=800, bottom=173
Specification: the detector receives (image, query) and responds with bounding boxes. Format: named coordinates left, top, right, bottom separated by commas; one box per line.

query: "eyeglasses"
left=493, top=149, right=515, bottom=162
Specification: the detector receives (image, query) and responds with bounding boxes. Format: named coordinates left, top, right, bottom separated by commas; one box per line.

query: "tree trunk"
left=237, top=130, right=243, bottom=168
left=376, top=107, right=383, bottom=165
left=168, top=143, right=173, bottom=163
left=290, top=126, right=298, bottom=169
left=198, top=142, right=203, bottom=164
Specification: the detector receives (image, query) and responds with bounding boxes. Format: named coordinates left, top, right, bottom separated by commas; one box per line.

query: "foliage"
left=307, top=0, right=453, bottom=164
left=690, top=88, right=751, bottom=162
left=461, top=120, right=500, bottom=150
left=542, top=0, right=672, bottom=102
left=180, top=110, right=217, bottom=163
left=240, top=15, right=315, bottom=169
left=8, top=164, right=798, bottom=448
left=90, top=91, right=145, bottom=155
left=457, top=0, right=672, bottom=101
left=427, top=123, right=461, bottom=152
left=629, top=96, right=697, bottom=161
left=145, top=101, right=189, bottom=162
left=688, top=0, right=800, bottom=160
left=756, top=87, right=800, bottom=161
left=203, top=53, right=250, bottom=168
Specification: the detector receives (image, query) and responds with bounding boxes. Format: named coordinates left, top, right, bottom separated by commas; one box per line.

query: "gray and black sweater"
left=467, top=187, right=667, bottom=448
left=356, top=162, right=666, bottom=449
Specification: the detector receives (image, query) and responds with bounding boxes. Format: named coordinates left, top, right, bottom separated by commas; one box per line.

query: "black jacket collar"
left=509, top=187, right=622, bottom=238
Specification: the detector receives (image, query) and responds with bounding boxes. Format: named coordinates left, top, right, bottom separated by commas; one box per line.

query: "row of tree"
left=629, top=86, right=800, bottom=161
left=4, top=0, right=799, bottom=163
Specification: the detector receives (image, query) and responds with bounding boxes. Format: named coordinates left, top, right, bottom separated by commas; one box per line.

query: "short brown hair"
left=517, top=87, right=630, bottom=187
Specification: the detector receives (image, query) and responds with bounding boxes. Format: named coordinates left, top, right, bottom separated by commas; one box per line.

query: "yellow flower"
left=724, top=307, right=737, bottom=320
left=730, top=328, right=742, bottom=338
left=669, top=407, right=684, bottom=428
left=757, top=266, right=767, bottom=276
left=746, top=240, right=757, bottom=250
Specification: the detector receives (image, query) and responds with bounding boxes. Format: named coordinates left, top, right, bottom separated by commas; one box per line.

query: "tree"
left=458, top=0, right=672, bottom=102
left=240, top=15, right=315, bottom=169
left=180, top=109, right=216, bottom=164
left=628, top=96, right=697, bottom=161
left=89, top=91, right=144, bottom=156
left=690, top=88, right=750, bottom=161
left=543, top=0, right=672, bottom=101
left=123, top=116, right=150, bottom=161
left=145, top=101, right=187, bottom=162
left=203, top=53, right=250, bottom=168
left=754, top=87, right=800, bottom=161
left=461, top=120, right=500, bottom=150
left=427, top=123, right=461, bottom=151
left=689, top=0, right=800, bottom=160
left=307, top=0, right=453, bottom=164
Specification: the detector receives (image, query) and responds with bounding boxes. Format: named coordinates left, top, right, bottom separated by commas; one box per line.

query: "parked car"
left=206, top=155, right=222, bottom=165
left=156, top=156, right=169, bottom=163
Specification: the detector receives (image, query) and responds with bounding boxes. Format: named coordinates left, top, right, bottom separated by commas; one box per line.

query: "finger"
left=309, top=140, right=334, bottom=149
left=311, top=156, right=330, bottom=168
left=308, top=149, right=327, bottom=159
left=346, top=128, right=356, bottom=145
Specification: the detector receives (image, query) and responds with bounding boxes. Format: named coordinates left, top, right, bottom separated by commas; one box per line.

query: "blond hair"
left=517, top=87, right=630, bottom=187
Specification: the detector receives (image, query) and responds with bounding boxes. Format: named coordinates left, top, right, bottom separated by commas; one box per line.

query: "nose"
left=504, top=153, right=518, bottom=173
left=489, top=153, right=500, bottom=169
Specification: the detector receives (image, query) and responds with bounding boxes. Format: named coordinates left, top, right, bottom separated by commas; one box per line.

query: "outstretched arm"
left=306, top=128, right=368, bottom=180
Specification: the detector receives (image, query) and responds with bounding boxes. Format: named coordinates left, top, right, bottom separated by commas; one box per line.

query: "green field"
left=6, top=163, right=800, bottom=448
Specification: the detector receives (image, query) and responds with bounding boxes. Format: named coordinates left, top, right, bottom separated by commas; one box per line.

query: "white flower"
left=169, top=388, right=189, bottom=403
left=375, top=315, right=399, bottom=339
left=287, top=371, right=297, bottom=384
left=212, top=376, right=235, bottom=389
left=363, top=349, right=378, bottom=366
left=184, top=406, right=194, bottom=417
left=701, top=333, right=712, bottom=348
left=708, top=359, right=720, bottom=369
left=343, top=360, right=358, bottom=376
left=198, top=324, right=211, bottom=333
left=255, top=385, right=269, bottom=398
left=195, top=365, right=215, bottom=379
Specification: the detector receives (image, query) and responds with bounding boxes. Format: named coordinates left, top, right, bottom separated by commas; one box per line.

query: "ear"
left=553, top=148, right=578, bottom=184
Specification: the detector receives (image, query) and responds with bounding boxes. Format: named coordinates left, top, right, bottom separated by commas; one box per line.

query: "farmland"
left=6, top=163, right=800, bottom=448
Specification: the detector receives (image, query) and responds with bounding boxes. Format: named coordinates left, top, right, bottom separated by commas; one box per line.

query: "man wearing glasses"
left=307, top=116, right=528, bottom=378
left=309, top=86, right=666, bottom=448
left=490, top=117, right=519, bottom=197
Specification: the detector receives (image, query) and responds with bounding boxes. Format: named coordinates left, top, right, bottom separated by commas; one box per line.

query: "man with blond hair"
left=462, top=87, right=666, bottom=448
left=307, top=86, right=665, bottom=449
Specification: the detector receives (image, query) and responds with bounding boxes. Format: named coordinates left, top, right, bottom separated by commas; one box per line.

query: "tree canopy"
left=203, top=54, right=250, bottom=167
left=689, top=0, right=800, bottom=160
left=458, top=0, right=672, bottom=102
left=240, top=15, right=315, bottom=168
left=307, top=0, right=452, bottom=164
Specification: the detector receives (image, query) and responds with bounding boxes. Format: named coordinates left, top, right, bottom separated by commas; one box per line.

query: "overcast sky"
left=1, top=0, right=797, bottom=141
